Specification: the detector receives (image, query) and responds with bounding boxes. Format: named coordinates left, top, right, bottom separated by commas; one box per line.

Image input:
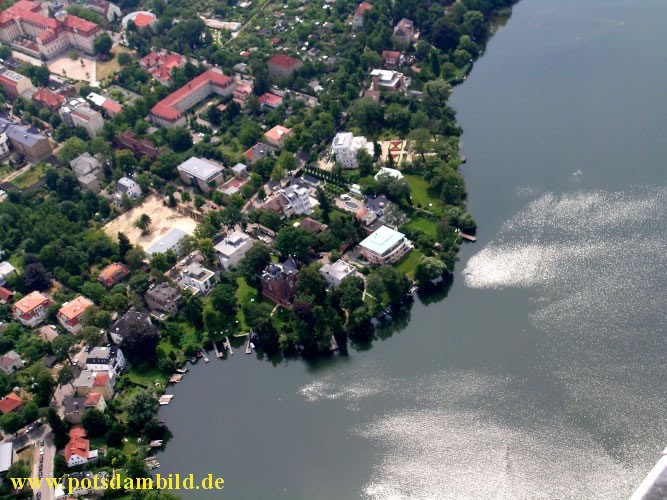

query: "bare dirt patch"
left=103, top=194, right=197, bottom=250
left=47, top=54, right=97, bottom=85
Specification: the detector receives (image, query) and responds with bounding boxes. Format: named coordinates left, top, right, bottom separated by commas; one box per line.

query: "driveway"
left=30, top=426, right=55, bottom=500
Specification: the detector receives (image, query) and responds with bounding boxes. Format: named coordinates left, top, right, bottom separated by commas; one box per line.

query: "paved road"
left=31, top=428, right=56, bottom=500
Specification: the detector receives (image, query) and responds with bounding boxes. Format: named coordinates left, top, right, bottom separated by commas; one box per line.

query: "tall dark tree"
left=118, top=232, right=132, bottom=262
left=24, top=262, right=51, bottom=291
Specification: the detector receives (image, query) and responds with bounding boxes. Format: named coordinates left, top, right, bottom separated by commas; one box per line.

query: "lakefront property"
left=0, top=0, right=505, bottom=494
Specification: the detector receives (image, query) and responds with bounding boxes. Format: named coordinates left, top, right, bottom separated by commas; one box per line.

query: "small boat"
left=159, top=420, right=166, bottom=424
left=176, top=368, right=188, bottom=374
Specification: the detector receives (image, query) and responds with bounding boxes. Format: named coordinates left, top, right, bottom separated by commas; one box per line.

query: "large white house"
left=214, top=231, right=254, bottom=271
left=330, top=132, right=374, bottom=169
left=359, top=225, right=412, bottom=265
left=85, top=346, right=126, bottom=375
left=319, top=260, right=357, bottom=287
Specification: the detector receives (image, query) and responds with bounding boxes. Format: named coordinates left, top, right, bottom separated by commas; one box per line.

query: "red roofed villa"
left=149, top=69, right=236, bottom=128
left=353, top=2, right=372, bottom=28
left=13, top=291, right=51, bottom=328
left=33, top=88, right=65, bottom=111
left=65, top=425, right=98, bottom=467
left=258, top=92, right=283, bottom=109
left=140, top=51, right=187, bottom=86
left=57, top=296, right=94, bottom=334
left=264, top=125, right=293, bottom=147
left=0, top=286, right=13, bottom=304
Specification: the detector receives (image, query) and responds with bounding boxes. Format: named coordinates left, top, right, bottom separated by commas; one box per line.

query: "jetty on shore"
left=224, top=336, right=233, bottom=355
left=458, top=231, right=477, bottom=242
left=213, top=341, right=223, bottom=358
left=200, top=350, right=210, bottom=363
left=245, top=332, right=253, bottom=355
left=159, top=394, right=174, bottom=405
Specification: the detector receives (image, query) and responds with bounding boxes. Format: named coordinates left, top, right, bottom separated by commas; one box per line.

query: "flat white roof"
left=177, top=157, right=223, bottom=181
left=145, top=228, right=188, bottom=256
left=360, top=225, right=405, bottom=255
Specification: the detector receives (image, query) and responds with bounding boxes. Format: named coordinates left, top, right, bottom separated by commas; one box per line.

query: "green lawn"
left=127, top=367, right=168, bottom=388
left=12, top=163, right=47, bottom=188
left=235, top=277, right=258, bottom=332
left=404, top=216, right=438, bottom=238
left=394, top=248, right=422, bottom=279
left=0, top=164, right=12, bottom=178
left=404, top=174, right=446, bottom=215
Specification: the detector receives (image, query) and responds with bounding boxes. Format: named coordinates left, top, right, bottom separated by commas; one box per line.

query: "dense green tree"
left=93, top=33, right=113, bottom=56
left=414, top=256, right=447, bottom=285
left=55, top=137, right=87, bottom=164
left=275, top=227, right=316, bottom=261
left=81, top=408, right=108, bottom=437
left=120, top=318, right=159, bottom=364
left=124, top=389, right=159, bottom=431
left=168, top=128, right=193, bottom=152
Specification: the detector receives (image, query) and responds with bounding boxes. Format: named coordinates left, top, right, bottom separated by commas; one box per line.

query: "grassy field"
left=12, top=163, right=46, bottom=188
left=0, top=164, right=13, bottom=178
left=394, top=248, right=422, bottom=279
left=404, top=174, right=446, bottom=215
left=404, top=216, right=438, bottom=238
left=96, top=46, right=131, bottom=83
left=127, top=367, right=168, bottom=388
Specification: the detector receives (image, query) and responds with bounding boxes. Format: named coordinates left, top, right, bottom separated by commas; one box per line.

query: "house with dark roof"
left=243, top=142, right=276, bottom=166
left=115, top=130, right=165, bottom=161
left=0, top=117, right=52, bottom=162
left=260, top=256, right=298, bottom=307
left=63, top=393, right=106, bottom=424
left=108, top=310, right=154, bottom=345
left=267, top=54, right=303, bottom=78
left=144, top=282, right=181, bottom=316
left=299, top=217, right=328, bottom=234
left=0, top=350, right=23, bottom=375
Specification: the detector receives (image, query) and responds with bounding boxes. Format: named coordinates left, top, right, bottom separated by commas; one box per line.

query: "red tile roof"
left=0, top=287, right=13, bottom=303
left=150, top=69, right=234, bottom=122
left=102, top=99, right=122, bottom=114
left=93, top=372, right=110, bottom=387
left=354, top=1, right=372, bottom=17
left=13, top=291, right=50, bottom=315
left=65, top=426, right=89, bottom=463
left=258, top=93, right=283, bottom=107
left=97, top=263, right=130, bottom=287
left=58, top=296, right=93, bottom=321
left=33, top=88, right=65, bottom=110
left=63, top=15, right=100, bottom=35
left=0, top=392, right=23, bottom=414
left=84, top=392, right=103, bottom=406
left=267, top=53, right=302, bottom=70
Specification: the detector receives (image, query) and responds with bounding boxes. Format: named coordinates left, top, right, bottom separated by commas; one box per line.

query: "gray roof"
left=365, top=195, right=391, bottom=214
left=0, top=261, right=16, bottom=276
left=62, top=396, right=87, bottom=415
left=3, top=121, right=46, bottom=147
left=145, top=228, right=187, bottom=257
left=232, top=163, right=247, bottom=174
left=0, top=442, right=13, bottom=472
left=70, top=152, right=101, bottom=176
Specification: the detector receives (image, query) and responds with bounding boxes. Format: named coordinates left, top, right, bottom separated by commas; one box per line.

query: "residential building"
left=261, top=256, right=298, bottom=307
left=356, top=195, right=393, bottom=232
left=258, top=92, right=283, bottom=109
left=393, top=18, right=416, bottom=45
left=128, top=11, right=157, bottom=31
left=0, top=1, right=101, bottom=59
left=0, top=117, right=52, bottom=162
left=60, top=100, right=104, bottom=138
left=263, top=184, right=312, bottom=218
left=370, top=69, right=409, bottom=92
left=144, top=282, right=181, bottom=315
left=0, top=261, right=16, bottom=286
left=214, top=231, right=254, bottom=271
left=243, top=142, right=275, bottom=165
left=85, top=0, right=121, bottom=22
left=264, top=125, right=293, bottom=147
left=145, top=228, right=188, bottom=258
left=319, top=260, right=357, bottom=287
left=13, top=291, right=51, bottom=328
left=85, top=346, right=126, bottom=374
left=375, top=166, right=404, bottom=181
left=37, top=325, right=59, bottom=342
left=232, top=81, right=253, bottom=108
left=381, top=50, right=403, bottom=69
left=0, top=393, right=23, bottom=414
left=299, top=217, right=328, bottom=234
left=115, top=130, right=165, bottom=161
left=0, top=286, right=14, bottom=304
left=63, top=393, right=106, bottom=424
left=0, top=133, right=9, bottom=158
left=149, top=69, right=236, bottom=128
left=179, top=262, right=216, bottom=295
left=108, top=310, right=154, bottom=345
left=232, top=163, right=248, bottom=178
left=359, top=225, right=412, bottom=264
left=97, top=263, right=130, bottom=287
left=330, top=132, right=374, bottom=169
left=87, top=92, right=123, bottom=117
left=0, top=350, right=23, bottom=375
left=0, top=442, right=15, bottom=473
left=301, top=174, right=321, bottom=189
left=352, top=1, right=372, bottom=28
left=56, top=296, right=94, bottom=334
left=64, top=426, right=98, bottom=467
left=177, top=157, right=224, bottom=193
left=139, top=51, right=187, bottom=87
left=114, top=176, right=142, bottom=206
left=267, top=54, right=303, bottom=78
left=0, top=67, right=34, bottom=99
left=70, top=152, right=103, bottom=193
left=72, top=370, right=114, bottom=400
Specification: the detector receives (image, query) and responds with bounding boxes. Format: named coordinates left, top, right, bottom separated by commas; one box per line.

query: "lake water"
left=157, top=1, right=667, bottom=498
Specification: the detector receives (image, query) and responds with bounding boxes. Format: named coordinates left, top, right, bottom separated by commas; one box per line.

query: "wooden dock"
left=168, top=374, right=183, bottom=384
left=245, top=332, right=253, bottom=354
left=159, top=395, right=174, bottom=406
left=459, top=232, right=477, bottom=242
left=213, top=341, right=223, bottom=358
left=224, top=337, right=233, bottom=355
left=329, top=335, right=339, bottom=352
left=200, top=350, right=210, bottom=363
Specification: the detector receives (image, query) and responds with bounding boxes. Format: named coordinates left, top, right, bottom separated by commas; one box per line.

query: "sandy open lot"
left=47, top=54, right=97, bottom=85
left=103, top=195, right=198, bottom=250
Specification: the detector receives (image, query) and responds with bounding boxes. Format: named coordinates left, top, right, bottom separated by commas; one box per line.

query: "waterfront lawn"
left=404, top=174, right=446, bottom=215
left=235, top=277, right=258, bottom=331
left=394, top=248, right=422, bottom=279
left=404, top=216, right=438, bottom=238
left=128, top=367, right=168, bottom=389
left=12, top=163, right=46, bottom=188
